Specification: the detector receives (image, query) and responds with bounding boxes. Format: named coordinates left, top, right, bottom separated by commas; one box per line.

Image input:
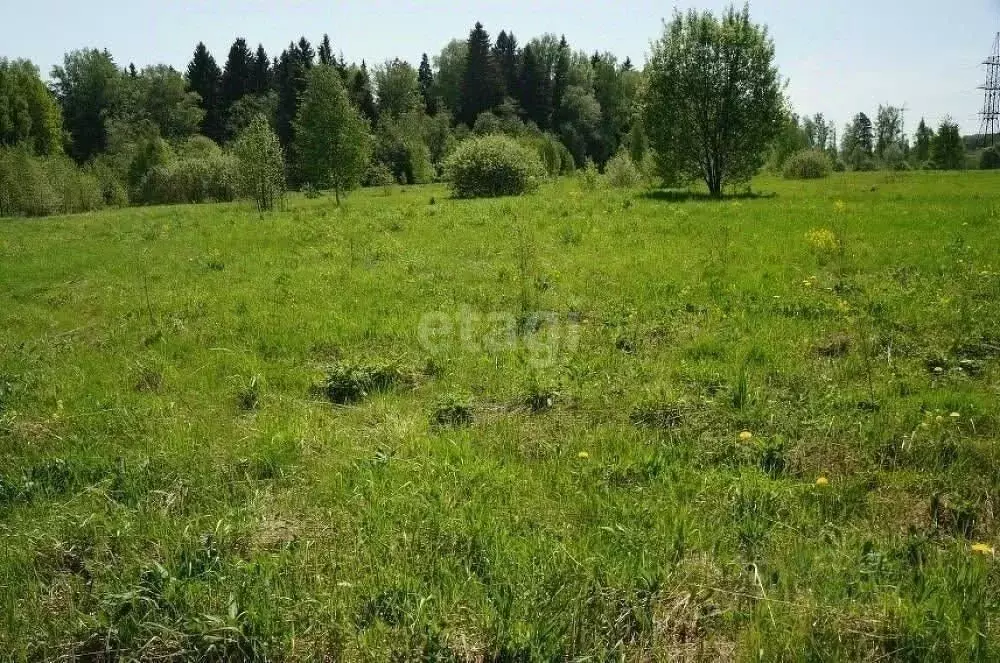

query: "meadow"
left=2, top=171, right=1000, bottom=661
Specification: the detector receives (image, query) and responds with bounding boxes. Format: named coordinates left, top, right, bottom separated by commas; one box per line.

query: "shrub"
left=363, top=162, right=396, bottom=188
left=0, top=147, right=104, bottom=217
left=137, top=155, right=238, bottom=206
left=783, top=149, right=832, bottom=179
left=605, top=152, right=643, bottom=188
left=981, top=147, right=1000, bottom=170
left=882, top=144, right=908, bottom=171
left=580, top=160, right=600, bottom=190
left=444, top=134, right=544, bottom=198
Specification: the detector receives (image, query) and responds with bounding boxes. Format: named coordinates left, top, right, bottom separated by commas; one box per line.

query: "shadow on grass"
left=641, top=189, right=778, bottom=203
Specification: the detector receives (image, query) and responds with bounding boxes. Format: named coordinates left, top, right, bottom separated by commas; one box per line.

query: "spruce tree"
left=318, top=34, right=334, bottom=66
left=418, top=54, right=437, bottom=115
left=458, top=22, right=503, bottom=126
left=275, top=41, right=312, bottom=148
left=350, top=62, right=378, bottom=126
left=914, top=118, right=934, bottom=163
left=493, top=30, right=520, bottom=99
left=251, top=45, right=271, bottom=94
left=221, top=38, right=254, bottom=123
left=517, top=44, right=551, bottom=130
left=551, top=36, right=570, bottom=129
left=185, top=42, right=224, bottom=142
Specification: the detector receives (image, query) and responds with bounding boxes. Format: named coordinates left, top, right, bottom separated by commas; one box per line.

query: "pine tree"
left=221, top=38, right=254, bottom=124
left=297, top=37, right=315, bottom=68
left=493, top=30, right=520, bottom=99
left=551, top=36, right=570, bottom=128
left=854, top=112, right=874, bottom=155
left=251, top=45, right=271, bottom=93
left=318, top=34, right=334, bottom=66
left=932, top=118, right=965, bottom=170
left=517, top=44, right=551, bottom=130
left=185, top=42, right=224, bottom=142
left=458, top=22, right=503, bottom=126
left=418, top=54, right=437, bottom=115
left=294, top=65, right=372, bottom=204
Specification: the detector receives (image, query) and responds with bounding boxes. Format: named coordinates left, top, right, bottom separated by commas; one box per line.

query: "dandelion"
left=815, top=476, right=830, bottom=487
left=972, top=543, right=995, bottom=556
left=577, top=451, right=590, bottom=460
left=739, top=431, right=754, bottom=441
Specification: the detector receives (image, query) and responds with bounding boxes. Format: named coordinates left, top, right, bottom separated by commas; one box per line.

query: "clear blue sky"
left=2, top=0, right=998, bottom=136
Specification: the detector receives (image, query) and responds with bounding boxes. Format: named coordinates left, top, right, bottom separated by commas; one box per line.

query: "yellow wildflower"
left=739, top=431, right=754, bottom=442
left=815, top=477, right=830, bottom=487
left=972, top=543, right=995, bottom=556
left=577, top=451, right=590, bottom=460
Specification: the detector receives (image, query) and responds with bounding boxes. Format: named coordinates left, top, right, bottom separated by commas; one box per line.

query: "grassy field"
left=2, top=171, right=1000, bottom=661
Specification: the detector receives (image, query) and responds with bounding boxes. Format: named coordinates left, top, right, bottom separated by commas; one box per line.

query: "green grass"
left=2, top=171, right=1000, bottom=660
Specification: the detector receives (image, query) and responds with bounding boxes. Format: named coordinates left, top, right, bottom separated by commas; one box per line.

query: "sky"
left=2, top=0, right=998, bottom=136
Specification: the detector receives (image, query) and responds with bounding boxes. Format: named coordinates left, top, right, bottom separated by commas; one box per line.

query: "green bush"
left=782, top=149, right=832, bottom=179
left=579, top=160, right=600, bottom=190
left=882, top=144, right=908, bottom=171
left=605, top=152, right=643, bottom=188
left=980, top=147, right=1000, bottom=170
left=444, top=134, right=545, bottom=198
left=0, top=147, right=104, bottom=217
left=137, top=155, right=238, bottom=206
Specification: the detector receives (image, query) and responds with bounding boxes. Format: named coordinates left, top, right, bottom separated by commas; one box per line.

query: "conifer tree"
left=517, top=44, right=551, bottom=130
left=318, top=34, right=334, bottom=67
left=458, top=22, right=503, bottom=126
left=350, top=61, right=378, bottom=126
left=251, top=45, right=271, bottom=93
left=493, top=30, right=519, bottom=98
left=185, top=42, right=224, bottom=142
left=418, top=53, right=437, bottom=115
left=221, top=38, right=254, bottom=116
left=550, top=36, right=570, bottom=128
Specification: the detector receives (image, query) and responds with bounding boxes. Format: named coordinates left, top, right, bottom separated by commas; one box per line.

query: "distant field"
left=2, top=171, right=1000, bottom=660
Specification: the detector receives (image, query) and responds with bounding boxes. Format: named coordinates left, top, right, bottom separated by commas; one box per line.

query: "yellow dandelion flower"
left=739, top=431, right=754, bottom=441
left=577, top=451, right=590, bottom=460
left=815, top=476, right=830, bottom=487
left=972, top=543, right=995, bottom=556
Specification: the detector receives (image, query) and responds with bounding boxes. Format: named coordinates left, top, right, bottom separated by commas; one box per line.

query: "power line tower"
left=981, top=32, right=1000, bottom=148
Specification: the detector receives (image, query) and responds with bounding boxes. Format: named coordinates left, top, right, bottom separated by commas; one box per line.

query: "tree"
left=550, top=36, right=571, bottom=128
left=52, top=49, right=122, bottom=162
left=349, top=62, right=378, bottom=126
left=853, top=112, right=874, bottom=155
left=274, top=40, right=313, bottom=148
left=433, top=40, right=468, bottom=115
left=417, top=54, right=437, bottom=115
left=932, top=118, right=965, bottom=170
left=374, top=59, right=421, bottom=119
left=493, top=30, right=520, bottom=98
left=251, top=45, right=272, bottom=93
left=0, top=59, right=63, bottom=155
left=233, top=114, right=285, bottom=213
left=813, top=113, right=830, bottom=151
left=517, top=44, right=552, bottom=130
left=185, top=43, right=224, bottom=142
left=643, top=6, right=784, bottom=195
left=518, top=44, right=552, bottom=131
left=294, top=65, right=372, bottom=203
left=131, top=65, right=204, bottom=140
left=875, top=105, right=902, bottom=156
left=459, top=22, right=503, bottom=126
left=220, top=38, right=254, bottom=121
left=914, top=118, right=934, bottom=163
left=318, top=34, right=334, bottom=67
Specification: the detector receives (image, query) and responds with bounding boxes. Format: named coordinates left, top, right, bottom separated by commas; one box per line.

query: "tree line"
left=1, top=10, right=994, bottom=216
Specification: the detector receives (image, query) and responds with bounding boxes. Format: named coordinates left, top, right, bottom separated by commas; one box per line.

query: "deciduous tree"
left=642, top=6, right=784, bottom=195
